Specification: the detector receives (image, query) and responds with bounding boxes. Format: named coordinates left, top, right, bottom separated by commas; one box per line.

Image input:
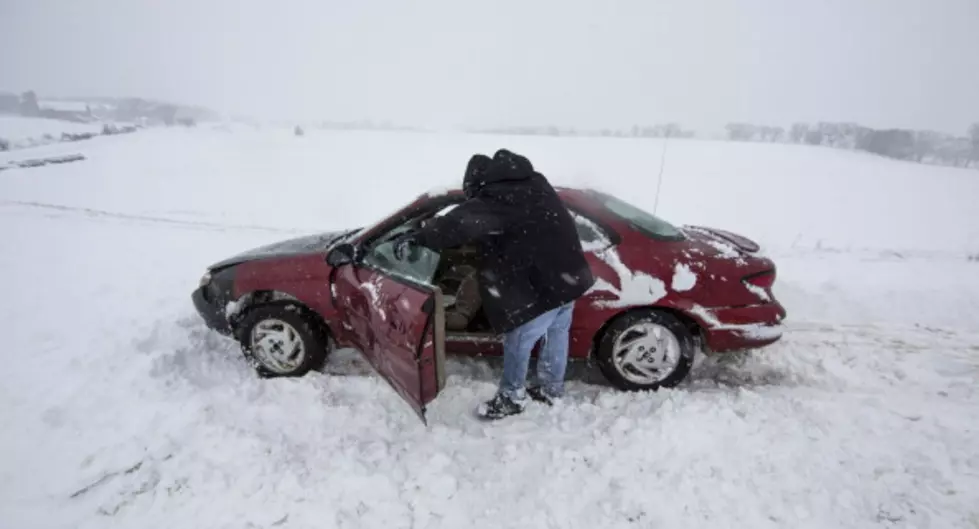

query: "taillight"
left=743, top=270, right=775, bottom=289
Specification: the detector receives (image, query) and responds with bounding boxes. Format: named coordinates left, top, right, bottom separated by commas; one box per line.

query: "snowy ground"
left=1, top=125, right=978, bottom=528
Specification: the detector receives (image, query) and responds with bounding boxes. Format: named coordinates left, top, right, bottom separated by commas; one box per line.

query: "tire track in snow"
left=0, top=200, right=307, bottom=234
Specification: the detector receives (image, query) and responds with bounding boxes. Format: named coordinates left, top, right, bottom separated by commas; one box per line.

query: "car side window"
left=572, top=211, right=613, bottom=251
left=363, top=224, right=442, bottom=286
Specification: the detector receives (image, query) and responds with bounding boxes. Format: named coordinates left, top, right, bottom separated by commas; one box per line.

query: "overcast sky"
left=2, top=0, right=977, bottom=134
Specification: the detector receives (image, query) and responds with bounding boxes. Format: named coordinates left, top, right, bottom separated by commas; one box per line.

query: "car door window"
left=362, top=224, right=441, bottom=285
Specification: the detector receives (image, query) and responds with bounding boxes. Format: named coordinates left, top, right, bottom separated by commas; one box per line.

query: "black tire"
left=595, top=309, right=696, bottom=391
left=235, top=303, right=329, bottom=378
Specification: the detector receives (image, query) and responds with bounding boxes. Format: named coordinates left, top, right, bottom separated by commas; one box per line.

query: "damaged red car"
left=192, top=187, right=786, bottom=421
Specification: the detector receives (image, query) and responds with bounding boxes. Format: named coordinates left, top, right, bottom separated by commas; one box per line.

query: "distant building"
left=20, top=91, right=40, bottom=116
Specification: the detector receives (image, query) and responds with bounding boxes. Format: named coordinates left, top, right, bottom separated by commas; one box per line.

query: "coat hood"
left=463, top=149, right=537, bottom=198
left=462, top=154, right=492, bottom=198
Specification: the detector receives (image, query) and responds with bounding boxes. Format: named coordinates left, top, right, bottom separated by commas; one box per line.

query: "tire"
left=595, top=309, right=695, bottom=391
left=235, top=303, right=329, bottom=378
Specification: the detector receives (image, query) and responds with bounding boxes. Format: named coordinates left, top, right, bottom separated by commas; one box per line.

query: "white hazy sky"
left=2, top=0, right=977, bottom=134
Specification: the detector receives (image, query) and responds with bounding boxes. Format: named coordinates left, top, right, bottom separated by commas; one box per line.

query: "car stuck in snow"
left=191, top=187, right=786, bottom=421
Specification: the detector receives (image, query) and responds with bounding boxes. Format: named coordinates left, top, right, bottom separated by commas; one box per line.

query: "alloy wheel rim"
left=249, top=318, right=306, bottom=373
left=611, top=321, right=682, bottom=385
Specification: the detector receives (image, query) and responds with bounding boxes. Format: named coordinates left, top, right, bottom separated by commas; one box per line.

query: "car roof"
left=420, top=185, right=598, bottom=201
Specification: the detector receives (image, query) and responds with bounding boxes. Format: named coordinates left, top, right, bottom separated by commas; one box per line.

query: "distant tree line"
left=0, top=89, right=215, bottom=126
left=473, top=120, right=978, bottom=170
left=725, top=121, right=979, bottom=169
left=472, top=123, right=696, bottom=139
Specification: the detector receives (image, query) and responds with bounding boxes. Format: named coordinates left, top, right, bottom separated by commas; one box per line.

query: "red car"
left=192, top=187, right=786, bottom=421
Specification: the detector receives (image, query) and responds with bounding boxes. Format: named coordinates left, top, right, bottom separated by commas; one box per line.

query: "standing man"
left=394, top=149, right=595, bottom=419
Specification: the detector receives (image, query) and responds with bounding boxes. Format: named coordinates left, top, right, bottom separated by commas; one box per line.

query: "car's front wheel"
left=235, top=303, right=329, bottom=377
left=595, top=309, right=695, bottom=391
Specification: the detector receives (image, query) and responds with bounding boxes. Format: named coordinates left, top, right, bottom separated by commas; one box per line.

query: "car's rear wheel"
left=595, top=309, right=695, bottom=391
left=235, top=303, right=329, bottom=378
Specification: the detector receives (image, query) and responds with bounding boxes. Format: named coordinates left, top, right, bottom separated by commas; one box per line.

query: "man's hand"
left=392, top=231, right=418, bottom=260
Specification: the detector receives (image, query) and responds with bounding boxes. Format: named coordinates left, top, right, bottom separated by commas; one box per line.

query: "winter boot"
left=476, top=393, right=526, bottom=420
left=527, top=386, right=561, bottom=406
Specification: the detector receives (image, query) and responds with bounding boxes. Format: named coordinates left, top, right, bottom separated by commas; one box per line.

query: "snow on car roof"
left=421, top=184, right=461, bottom=198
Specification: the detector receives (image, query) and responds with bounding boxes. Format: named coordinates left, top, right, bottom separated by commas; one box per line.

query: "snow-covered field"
left=1, top=125, right=978, bottom=528
left=0, top=116, right=103, bottom=150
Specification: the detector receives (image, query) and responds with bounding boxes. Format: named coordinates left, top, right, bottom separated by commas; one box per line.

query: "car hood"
left=208, top=229, right=359, bottom=270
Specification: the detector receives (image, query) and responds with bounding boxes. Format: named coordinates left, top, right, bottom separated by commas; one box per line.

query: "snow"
left=39, top=100, right=92, bottom=113
left=0, top=116, right=101, bottom=149
left=572, top=211, right=613, bottom=252
left=423, top=184, right=459, bottom=198
left=362, top=276, right=385, bottom=321
left=704, top=239, right=748, bottom=265
left=2, top=125, right=979, bottom=528
left=671, top=262, right=697, bottom=292
left=224, top=300, right=241, bottom=319
left=587, top=247, right=668, bottom=307
left=689, top=304, right=784, bottom=341
left=744, top=281, right=772, bottom=302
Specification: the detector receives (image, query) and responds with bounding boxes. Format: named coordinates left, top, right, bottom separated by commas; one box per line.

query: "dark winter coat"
left=413, top=149, right=596, bottom=334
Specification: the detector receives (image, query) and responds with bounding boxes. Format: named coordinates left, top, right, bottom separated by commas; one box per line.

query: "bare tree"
left=969, top=123, right=979, bottom=166
left=857, top=129, right=915, bottom=160
left=911, top=130, right=942, bottom=162
left=804, top=129, right=823, bottom=146
left=789, top=123, right=808, bottom=143
left=726, top=123, right=756, bottom=141
left=817, top=122, right=845, bottom=148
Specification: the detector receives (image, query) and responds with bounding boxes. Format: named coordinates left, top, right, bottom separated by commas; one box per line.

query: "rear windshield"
left=592, top=191, right=684, bottom=240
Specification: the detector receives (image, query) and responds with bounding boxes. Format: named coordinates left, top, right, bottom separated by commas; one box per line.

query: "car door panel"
left=365, top=278, right=445, bottom=416
left=330, top=264, right=447, bottom=422
left=332, top=265, right=375, bottom=352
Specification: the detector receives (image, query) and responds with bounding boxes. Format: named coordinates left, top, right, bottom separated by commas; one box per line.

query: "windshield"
left=592, top=191, right=684, bottom=240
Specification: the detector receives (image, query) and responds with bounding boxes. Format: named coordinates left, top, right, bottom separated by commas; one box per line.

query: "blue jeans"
left=499, top=302, right=575, bottom=401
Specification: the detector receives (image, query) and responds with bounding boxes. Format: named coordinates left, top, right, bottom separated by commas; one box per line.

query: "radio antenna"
left=652, top=129, right=670, bottom=215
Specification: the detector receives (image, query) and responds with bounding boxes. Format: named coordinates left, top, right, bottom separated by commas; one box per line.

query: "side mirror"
left=326, top=243, right=357, bottom=267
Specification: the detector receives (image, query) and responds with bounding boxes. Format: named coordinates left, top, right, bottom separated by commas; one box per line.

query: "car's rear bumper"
left=688, top=302, right=787, bottom=353
left=192, top=286, right=233, bottom=336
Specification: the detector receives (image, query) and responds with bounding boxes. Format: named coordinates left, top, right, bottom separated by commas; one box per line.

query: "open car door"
left=330, top=232, right=448, bottom=423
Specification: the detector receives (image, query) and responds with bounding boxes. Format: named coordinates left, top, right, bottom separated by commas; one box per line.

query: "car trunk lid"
left=676, top=226, right=777, bottom=305
left=681, top=225, right=761, bottom=253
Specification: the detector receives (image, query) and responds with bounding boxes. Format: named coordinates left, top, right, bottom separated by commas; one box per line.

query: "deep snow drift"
left=1, top=125, right=978, bottom=529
